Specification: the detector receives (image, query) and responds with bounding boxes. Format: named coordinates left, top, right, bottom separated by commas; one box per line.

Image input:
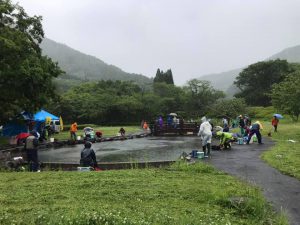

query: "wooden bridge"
left=153, top=122, right=199, bottom=136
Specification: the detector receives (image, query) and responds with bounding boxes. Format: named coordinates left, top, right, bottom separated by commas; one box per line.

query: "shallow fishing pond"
left=39, top=136, right=200, bottom=163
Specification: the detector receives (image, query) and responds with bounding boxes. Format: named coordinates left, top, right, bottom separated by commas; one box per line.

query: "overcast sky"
left=14, top=0, right=300, bottom=85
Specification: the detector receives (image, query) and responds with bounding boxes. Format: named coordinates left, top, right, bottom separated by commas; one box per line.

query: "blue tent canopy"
left=34, top=110, right=59, bottom=122
left=2, top=122, right=28, bottom=136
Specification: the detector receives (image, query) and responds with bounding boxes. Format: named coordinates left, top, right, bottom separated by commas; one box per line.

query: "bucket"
left=237, top=138, right=243, bottom=145
left=77, top=167, right=91, bottom=172
left=197, top=151, right=204, bottom=159
left=50, top=137, right=54, bottom=142
left=253, top=135, right=257, bottom=142
left=77, top=136, right=81, bottom=141
left=191, top=150, right=198, bottom=158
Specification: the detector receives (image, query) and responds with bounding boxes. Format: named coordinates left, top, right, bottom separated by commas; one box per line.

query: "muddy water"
left=39, top=136, right=200, bottom=163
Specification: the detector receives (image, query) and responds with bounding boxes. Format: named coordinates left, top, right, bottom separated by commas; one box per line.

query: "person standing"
left=25, top=131, right=39, bottom=172
left=119, top=127, right=126, bottom=137
left=198, top=116, right=212, bottom=158
left=80, top=142, right=97, bottom=168
left=70, top=122, right=78, bottom=141
left=238, top=115, right=245, bottom=136
left=247, top=121, right=263, bottom=145
left=158, top=116, right=163, bottom=130
left=271, top=116, right=279, bottom=132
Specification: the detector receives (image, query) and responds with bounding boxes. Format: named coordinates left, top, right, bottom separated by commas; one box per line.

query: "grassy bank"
left=261, top=121, right=300, bottom=180
left=0, top=162, right=287, bottom=225
left=53, top=125, right=141, bottom=140
left=246, top=106, right=300, bottom=180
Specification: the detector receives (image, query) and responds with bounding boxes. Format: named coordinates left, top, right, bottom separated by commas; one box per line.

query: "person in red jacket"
left=271, top=116, right=279, bottom=132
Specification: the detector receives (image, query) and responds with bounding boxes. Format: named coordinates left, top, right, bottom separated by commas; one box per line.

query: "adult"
left=80, top=142, right=97, bottom=168
left=272, top=116, right=279, bottom=132
left=238, top=115, right=245, bottom=136
left=25, top=131, right=39, bottom=172
left=198, top=116, right=212, bottom=158
left=179, top=117, right=184, bottom=135
left=216, top=131, right=236, bottom=150
left=119, top=127, right=126, bottom=137
left=70, top=122, right=78, bottom=141
left=222, top=117, right=228, bottom=127
left=158, top=116, right=163, bottom=129
left=223, top=124, right=229, bottom=132
left=247, top=121, right=263, bottom=145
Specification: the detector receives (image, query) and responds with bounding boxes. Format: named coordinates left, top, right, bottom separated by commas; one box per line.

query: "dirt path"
left=208, top=137, right=300, bottom=225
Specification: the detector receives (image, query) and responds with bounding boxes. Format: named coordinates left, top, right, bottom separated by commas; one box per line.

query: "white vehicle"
left=50, top=120, right=60, bottom=133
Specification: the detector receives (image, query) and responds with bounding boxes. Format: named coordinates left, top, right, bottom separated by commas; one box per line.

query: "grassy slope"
left=0, top=162, right=286, bottom=225
left=261, top=122, right=300, bottom=180
left=247, top=106, right=300, bottom=180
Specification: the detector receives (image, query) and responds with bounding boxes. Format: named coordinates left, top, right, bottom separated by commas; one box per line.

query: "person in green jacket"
left=216, top=131, right=236, bottom=150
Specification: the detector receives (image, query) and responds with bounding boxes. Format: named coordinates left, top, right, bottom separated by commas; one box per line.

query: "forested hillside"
left=40, top=38, right=152, bottom=91
left=198, top=45, right=300, bottom=95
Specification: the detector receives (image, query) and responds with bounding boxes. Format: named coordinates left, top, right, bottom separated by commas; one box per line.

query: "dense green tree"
left=208, top=98, right=247, bottom=119
left=271, top=71, right=300, bottom=121
left=0, top=0, right=62, bottom=123
left=234, top=59, right=293, bottom=106
left=183, top=79, right=225, bottom=118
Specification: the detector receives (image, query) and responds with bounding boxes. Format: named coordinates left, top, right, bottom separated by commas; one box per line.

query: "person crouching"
left=216, top=131, right=236, bottom=150
left=80, top=142, right=98, bottom=169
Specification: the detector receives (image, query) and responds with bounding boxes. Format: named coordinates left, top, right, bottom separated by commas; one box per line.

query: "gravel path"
left=207, top=137, right=300, bottom=225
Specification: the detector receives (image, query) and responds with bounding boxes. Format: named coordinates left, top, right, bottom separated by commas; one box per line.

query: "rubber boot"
left=202, top=145, right=207, bottom=156
left=206, top=143, right=211, bottom=157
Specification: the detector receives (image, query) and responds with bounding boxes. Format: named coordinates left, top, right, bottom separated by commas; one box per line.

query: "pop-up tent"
left=34, top=110, right=59, bottom=122
left=1, top=112, right=33, bottom=137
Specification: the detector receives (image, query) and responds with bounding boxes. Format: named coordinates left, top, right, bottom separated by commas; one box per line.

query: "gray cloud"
left=14, top=0, right=300, bottom=85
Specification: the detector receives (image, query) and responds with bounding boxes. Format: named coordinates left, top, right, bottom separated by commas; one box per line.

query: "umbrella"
left=169, top=113, right=177, bottom=116
left=273, top=114, right=283, bottom=119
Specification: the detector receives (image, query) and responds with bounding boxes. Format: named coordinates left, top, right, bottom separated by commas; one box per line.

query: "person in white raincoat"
left=198, top=116, right=212, bottom=157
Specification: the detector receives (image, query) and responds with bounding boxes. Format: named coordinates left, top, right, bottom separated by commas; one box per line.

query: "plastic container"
left=76, top=136, right=81, bottom=141
left=191, top=150, right=198, bottom=158
left=77, top=167, right=91, bottom=172
left=197, top=151, right=204, bottom=159
left=50, top=137, right=54, bottom=142
left=253, top=135, right=257, bottom=142
left=237, top=138, right=243, bottom=145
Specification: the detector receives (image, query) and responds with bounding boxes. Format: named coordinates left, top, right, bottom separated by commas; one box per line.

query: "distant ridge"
left=40, top=38, right=152, bottom=86
left=268, top=45, right=300, bottom=62
left=198, top=45, right=300, bottom=95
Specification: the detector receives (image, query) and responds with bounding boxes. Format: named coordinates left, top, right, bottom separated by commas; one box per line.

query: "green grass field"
left=0, top=162, right=287, bottom=225
left=261, top=121, right=300, bottom=180
left=53, top=125, right=142, bottom=140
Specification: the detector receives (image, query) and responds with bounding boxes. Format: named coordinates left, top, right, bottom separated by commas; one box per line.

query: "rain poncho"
left=251, top=121, right=263, bottom=130
left=216, top=131, right=235, bottom=145
left=198, top=117, right=212, bottom=146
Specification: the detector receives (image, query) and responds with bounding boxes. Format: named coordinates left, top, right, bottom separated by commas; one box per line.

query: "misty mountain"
left=40, top=38, right=152, bottom=90
left=198, top=45, right=300, bottom=96
left=268, top=45, right=300, bottom=62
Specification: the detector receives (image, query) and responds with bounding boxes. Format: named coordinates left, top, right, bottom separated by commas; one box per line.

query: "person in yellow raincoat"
left=70, top=122, right=78, bottom=141
left=216, top=131, right=236, bottom=150
left=247, top=121, right=263, bottom=145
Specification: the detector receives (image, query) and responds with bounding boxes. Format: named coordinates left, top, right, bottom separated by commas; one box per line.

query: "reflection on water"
left=39, top=136, right=201, bottom=163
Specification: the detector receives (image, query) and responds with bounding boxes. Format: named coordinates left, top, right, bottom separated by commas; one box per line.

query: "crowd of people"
left=195, top=114, right=280, bottom=158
